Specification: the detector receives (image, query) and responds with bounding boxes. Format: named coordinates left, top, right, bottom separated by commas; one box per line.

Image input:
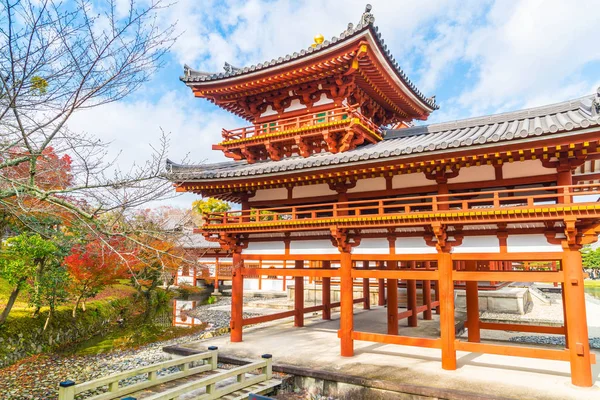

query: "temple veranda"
left=168, top=4, right=600, bottom=388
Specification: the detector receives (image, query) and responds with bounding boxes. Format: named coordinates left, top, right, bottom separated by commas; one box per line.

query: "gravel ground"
left=0, top=298, right=247, bottom=400
left=186, top=297, right=262, bottom=327
left=509, top=335, right=600, bottom=348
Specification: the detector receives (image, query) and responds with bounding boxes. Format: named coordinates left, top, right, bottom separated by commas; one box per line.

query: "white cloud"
left=69, top=91, right=241, bottom=167
left=458, top=0, right=600, bottom=114
left=166, top=0, right=487, bottom=81
left=63, top=0, right=600, bottom=212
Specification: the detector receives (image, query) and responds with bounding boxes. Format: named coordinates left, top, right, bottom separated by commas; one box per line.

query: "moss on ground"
left=71, top=321, right=207, bottom=355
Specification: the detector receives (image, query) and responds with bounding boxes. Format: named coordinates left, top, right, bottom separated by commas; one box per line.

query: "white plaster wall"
left=244, top=241, right=286, bottom=255
left=506, top=234, right=562, bottom=253
left=243, top=278, right=284, bottom=291
left=395, top=237, right=437, bottom=254
left=347, top=177, right=387, bottom=193
left=353, top=238, right=390, bottom=254
left=448, top=165, right=496, bottom=184
left=260, top=105, right=277, bottom=118
left=284, top=99, right=306, bottom=113
left=244, top=279, right=258, bottom=290
left=289, top=239, right=339, bottom=255
left=177, top=276, right=194, bottom=285
left=503, top=159, right=549, bottom=179
left=313, top=93, right=334, bottom=106
left=292, top=183, right=336, bottom=198
left=392, top=173, right=429, bottom=189
left=261, top=279, right=284, bottom=291
left=251, top=187, right=288, bottom=202
left=453, top=235, right=500, bottom=253
left=196, top=258, right=218, bottom=264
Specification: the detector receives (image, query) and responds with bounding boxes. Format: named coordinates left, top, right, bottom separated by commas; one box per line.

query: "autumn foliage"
left=63, top=238, right=131, bottom=317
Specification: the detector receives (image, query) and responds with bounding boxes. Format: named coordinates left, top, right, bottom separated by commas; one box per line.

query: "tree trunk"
left=0, top=284, right=22, bottom=325
left=43, top=307, right=53, bottom=331
left=32, top=260, right=46, bottom=316
left=72, top=295, right=83, bottom=318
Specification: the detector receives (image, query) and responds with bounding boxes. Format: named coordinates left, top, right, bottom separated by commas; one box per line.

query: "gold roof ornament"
left=312, top=34, right=325, bottom=48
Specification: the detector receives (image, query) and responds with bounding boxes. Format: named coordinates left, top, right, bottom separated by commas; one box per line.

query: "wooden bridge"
left=57, top=349, right=280, bottom=400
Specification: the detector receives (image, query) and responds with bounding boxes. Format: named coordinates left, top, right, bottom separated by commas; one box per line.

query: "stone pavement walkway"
left=177, top=306, right=600, bottom=400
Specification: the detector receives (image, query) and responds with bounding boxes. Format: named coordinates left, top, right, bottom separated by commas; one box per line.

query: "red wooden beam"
left=478, top=322, right=565, bottom=335
left=352, top=331, right=442, bottom=349
left=455, top=341, right=572, bottom=362
left=453, top=271, right=563, bottom=283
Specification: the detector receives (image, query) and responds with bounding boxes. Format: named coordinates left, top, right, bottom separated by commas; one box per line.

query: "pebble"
left=509, top=335, right=600, bottom=349
left=0, top=297, right=253, bottom=400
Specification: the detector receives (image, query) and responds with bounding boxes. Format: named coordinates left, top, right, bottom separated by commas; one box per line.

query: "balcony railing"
left=220, top=106, right=381, bottom=142
left=204, top=184, right=600, bottom=227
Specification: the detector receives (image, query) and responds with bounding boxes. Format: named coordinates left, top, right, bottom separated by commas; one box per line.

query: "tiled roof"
left=167, top=90, right=600, bottom=181
left=180, top=5, right=438, bottom=110
left=176, top=232, right=221, bottom=249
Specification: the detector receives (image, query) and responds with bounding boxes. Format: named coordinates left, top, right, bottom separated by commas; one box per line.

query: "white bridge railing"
left=143, top=354, right=274, bottom=400
left=58, top=348, right=218, bottom=400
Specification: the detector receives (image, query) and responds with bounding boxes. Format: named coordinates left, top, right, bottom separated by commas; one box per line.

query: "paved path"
left=176, top=306, right=600, bottom=400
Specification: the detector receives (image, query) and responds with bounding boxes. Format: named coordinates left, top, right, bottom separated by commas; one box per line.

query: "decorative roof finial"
left=312, top=34, right=325, bottom=48
left=593, top=86, right=600, bottom=115
left=223, top=62, right=240, bottom=74
left=359, top=4, right=374, bottom=26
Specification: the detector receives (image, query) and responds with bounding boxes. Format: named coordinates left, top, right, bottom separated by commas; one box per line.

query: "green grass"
left=584, top=280, right=600, bottom=287
left=0, top=277, right=137, bottom=314
left=0, top=277, right=29, bottom=309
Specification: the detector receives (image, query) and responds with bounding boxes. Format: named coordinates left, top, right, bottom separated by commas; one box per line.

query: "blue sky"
left=67, top=0, right=600, bottom=208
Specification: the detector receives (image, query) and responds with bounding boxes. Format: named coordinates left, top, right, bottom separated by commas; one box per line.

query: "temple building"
left=168, top=5, right=600, bottom=387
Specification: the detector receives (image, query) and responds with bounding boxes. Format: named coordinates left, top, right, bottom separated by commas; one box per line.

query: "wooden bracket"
left=330, top=227, right=361, bottom=253
left=214, top=233, right=248, bottom=255
left=425, top=223, right=463, bottom=253
left=424, top=165, right=460, bottom=184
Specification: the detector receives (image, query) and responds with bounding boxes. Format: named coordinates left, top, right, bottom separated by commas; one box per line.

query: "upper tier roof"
left=167, top=89, right=600, bottom=181
left=180, top=5, right=438, bottom=114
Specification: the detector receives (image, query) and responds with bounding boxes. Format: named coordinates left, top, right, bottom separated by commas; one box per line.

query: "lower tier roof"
left=167, top=90, right=600, bottom=181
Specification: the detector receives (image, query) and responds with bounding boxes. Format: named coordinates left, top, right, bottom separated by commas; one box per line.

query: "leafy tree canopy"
left=581, top=246, right=600, bottom=270
left=192, top=198, right=231, bottom=215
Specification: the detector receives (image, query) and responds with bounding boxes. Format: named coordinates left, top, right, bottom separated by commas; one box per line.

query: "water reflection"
left=172, top=299, right=203, bottom=328
left=585, top=285, right=600, bottom=300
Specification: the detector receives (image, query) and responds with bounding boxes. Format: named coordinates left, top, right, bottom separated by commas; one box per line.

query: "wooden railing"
left=58, top=350, right=218, bottom=400
left=220, top=105, right=381, bottom=142
left=143, top=354, right=274, bottom=400
left=204, top=183, right=600, bottom=226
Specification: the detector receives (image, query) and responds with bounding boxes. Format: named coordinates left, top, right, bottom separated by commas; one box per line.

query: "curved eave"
left=182, top=25, right=437, bottom=116
left=168, top=116, right=600, bottom=198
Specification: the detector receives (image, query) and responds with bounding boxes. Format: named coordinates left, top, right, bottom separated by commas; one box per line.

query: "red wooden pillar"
left=322, top=260, right=331, bottom=320
left=387, top=260, right=399, bottom=335
left=434, top=261, right=441, bottom=314
left=378, top=261, right=386, bottom=306
left=552, top=261, right=558, bottom=287
left=561, top=281, right=569, bottom=349
left=214, top=257, right=220, bottom=291
left=340, top=251, right=354, bottom=356
left=423, top=261, right=432, bottom=320
left=362, top=260, right=370, bottom=310
left=465, top=260, right=480, bottom=342
left=231, top=252, right=244, bottom=342
left=294, top=259, right=304, bottom=328
left=438, top=252, right=456, bottom=370
left=562, top=246, right=592, bottom=387
left=407, top=260, right=418, bottom=327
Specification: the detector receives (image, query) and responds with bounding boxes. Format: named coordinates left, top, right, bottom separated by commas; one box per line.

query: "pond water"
left=66, top=292, right=212, bottom=355
left=585, top=285, right=600, bottom=300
